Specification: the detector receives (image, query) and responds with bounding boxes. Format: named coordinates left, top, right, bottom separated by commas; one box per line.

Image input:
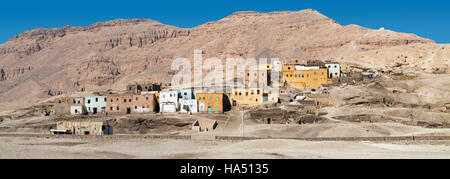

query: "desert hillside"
left=0, top=9, right=442, bottom=108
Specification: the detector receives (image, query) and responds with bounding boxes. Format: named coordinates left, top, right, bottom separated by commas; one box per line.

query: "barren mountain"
left=0, top=9, right=441, bottom=108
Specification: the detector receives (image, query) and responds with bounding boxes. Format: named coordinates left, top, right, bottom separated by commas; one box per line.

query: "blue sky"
left=0, top=0, right=449, bottom=44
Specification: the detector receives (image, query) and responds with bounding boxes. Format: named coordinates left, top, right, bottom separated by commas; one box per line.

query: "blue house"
left=179, top=88, right=195, bottom=100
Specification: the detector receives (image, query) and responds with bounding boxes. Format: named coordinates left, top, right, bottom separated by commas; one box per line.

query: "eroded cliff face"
left=0, top=9, right=438, bottom=104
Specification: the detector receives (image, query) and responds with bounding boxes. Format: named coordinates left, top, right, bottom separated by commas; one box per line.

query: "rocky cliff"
left=0, top=9, right=439, bottom=105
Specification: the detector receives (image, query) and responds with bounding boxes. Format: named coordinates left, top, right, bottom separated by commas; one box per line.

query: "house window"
left=246, top=92, right=248, bottom=96
left=216, top=97, right=219, bottom=101
left=110, top=107, right=113, bottom=110
left=110, top=98, right=113, bottom=102
left=136, top=97, right=138, bottom=101
left=117, top=107, right=119, bottom=110
left=124, top=99, right=127, bottom=103
left=104, top=98, right=106, bottom=102
left=129, top=99, right=131, bottom=102
left=146, top=97, right=149, bottom=100
left=95, top=98, right=98, bottom=102
left=257, top=90, right=260, bottom=94
left=235, top=91, right=238, bottom=95
left=251, top=90, right=254, bottom=94
left=239, top=92, right=242, bottom=96
left=87, top=100, right=91, bottom=104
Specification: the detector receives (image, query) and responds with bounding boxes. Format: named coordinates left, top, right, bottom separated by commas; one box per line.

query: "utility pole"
left=411, top=104, right=415, bottom=142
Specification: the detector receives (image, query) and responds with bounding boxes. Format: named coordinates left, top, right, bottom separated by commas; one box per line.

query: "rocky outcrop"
left=0, top=9, right=439, bottom=105
left=0, top=66, right=33, bottom=81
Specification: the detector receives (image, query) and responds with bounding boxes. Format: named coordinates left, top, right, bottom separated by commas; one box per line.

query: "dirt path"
left=220, top=108, right=243, bottom=135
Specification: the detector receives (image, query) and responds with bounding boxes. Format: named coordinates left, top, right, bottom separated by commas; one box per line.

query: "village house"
left=196, top=93, right=230, bottom=113
left=230, top=88, right=266, bottom=107
left=70, top=105, right=85, bottom=115
left=49, top=121, right=112, bottom=135
left=85, top=96, right=107, bottom=115
left=126, top=83, right=161, bottom=94
left=132, top=94, right=157, bottom=113
left=160, top=91, right=179, bottom=113
left=325, top=64, right=341, bottom=78
left=54, top=97, right=75, bottom=104
left=180, top=99, right=198, bottom=113
left=283, top=67, right=332, bottom=89
left=340, top=63, right=351, bottom=77
left=179, top=88, right=195, bottom=100
left=106, top=93, right=156, bottom=114
left=73, top=97, right=84, bottom=104
left=106, top=93, right=133, bottom=114
left=54, top=103, right=71, bottom=116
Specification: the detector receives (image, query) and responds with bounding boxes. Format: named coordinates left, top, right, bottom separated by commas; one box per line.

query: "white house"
left=180, top=99, right=198, bottom=113
left=70, top=105, right=85, bottom=115
left=160, top=91, right=179, bottom=112
left=73, top=97, right=84, bottom=105
left=85, top=96, right=107, bottom=114
left=325, top=64, right=340, bottom=78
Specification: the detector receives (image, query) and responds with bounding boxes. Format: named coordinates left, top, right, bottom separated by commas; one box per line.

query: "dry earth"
left=1, top=137, right=449, bottom=159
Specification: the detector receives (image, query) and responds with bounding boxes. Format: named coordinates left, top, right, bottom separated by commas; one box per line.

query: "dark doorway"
left=267, top=118, right=272, bottom=124
left=232, top=100, right=237, bottom=106
left=127, top=107, right=131, bottom=114
left=93, top=107, right=97, bottom=114
left=84, top=131, right=90, bottom=135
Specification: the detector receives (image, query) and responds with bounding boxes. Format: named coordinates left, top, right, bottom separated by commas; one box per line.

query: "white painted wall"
left=325, top=64, right=341, bottom=78
left=180, top=99, right=198, bottom=113
left=85, top=96, right=107, bottom=114
left=160, top=91, right=179, bottom=108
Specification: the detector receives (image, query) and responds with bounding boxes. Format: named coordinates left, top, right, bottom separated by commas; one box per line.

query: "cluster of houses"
left=53, top=58, right=359, bottom=116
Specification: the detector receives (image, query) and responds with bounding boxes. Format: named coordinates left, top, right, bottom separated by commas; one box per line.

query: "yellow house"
left=283, top=68, right=332, bottom=88
left=230, top=88, right=266, bottom=106
left=283, top=64, right=295, bottom=72
left=196, top=93, right=230, bottom=113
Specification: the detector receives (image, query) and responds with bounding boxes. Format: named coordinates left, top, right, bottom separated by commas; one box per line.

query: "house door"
left=93, top=107, right=97, bottom=114
left=199, top=103, right=204, bottom=112
left=232, top=100, right=236, bottom=106
left=207, top=106, right=212, bottom=114
left=127, top=107, right=131, bottom=114
left=215, top=107, right=219, bottom=113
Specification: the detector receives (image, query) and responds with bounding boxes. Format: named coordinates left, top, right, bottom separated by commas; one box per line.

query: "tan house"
left=106, top=93, right=156, bottom=114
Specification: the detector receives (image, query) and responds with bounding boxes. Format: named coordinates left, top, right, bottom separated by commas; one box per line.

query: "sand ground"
left=1, top=136, right=450, bottom=159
